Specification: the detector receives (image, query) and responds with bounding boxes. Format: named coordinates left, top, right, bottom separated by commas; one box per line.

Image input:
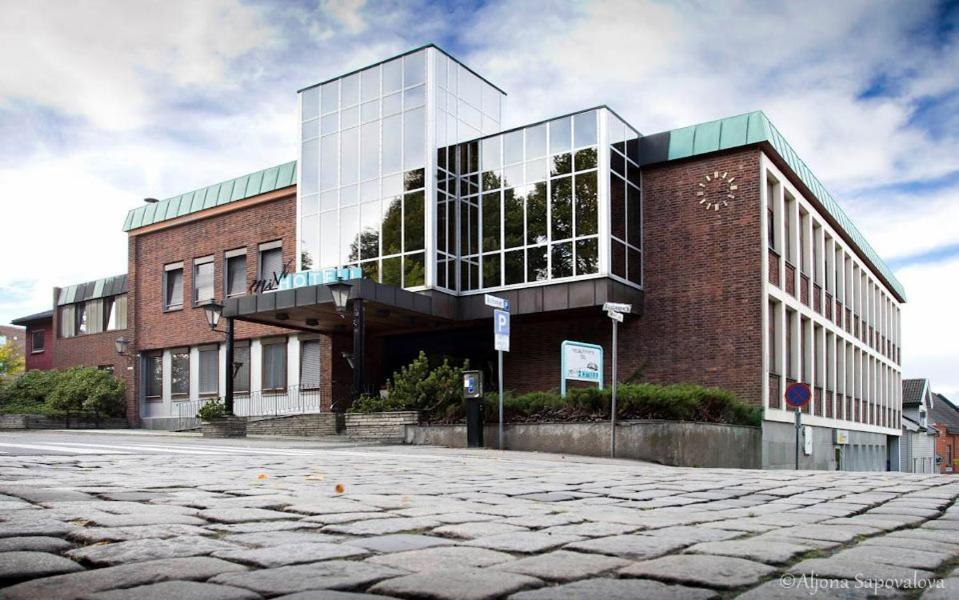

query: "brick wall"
left=127, top=189, right=336, bottom=420
left=52, top=327, right=134, bottom=416
left=932, top=423, right=959, bottom=474
left=23, top=319, right=53, bottom=371
left=246, top=413, right=342, bottom=436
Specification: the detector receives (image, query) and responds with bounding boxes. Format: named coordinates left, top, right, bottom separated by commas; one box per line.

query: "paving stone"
left=0, top=536, right=72, bottom=552
left=198, top=507, right=299, bottom=523
left=366, top=546, right=512, bottom=572
left=860, top=535, right=959, bottom=555
left=788, top=558, right=935, bottom=584
left=499, top=514, right=583, bottom=529
left=344, top=533, right=454, bottom=553
left=867, top=506, right=941, bottom=519
left=464, top=532, right=583, bottom=554
left=620, top=554, right=777, bottom=589
left=749, top=534, right=840, bottom=551
left=284, top=500, right=381, bottom=515
left=537, top=521, right=639, bottom=538
left=432, top=513, right=500, bottom=524
left=67, top=535, right=238, bottom=566
left=322, top=517, right=441, bottom=536
left=508, top=578, right=718, bottom=600
left=0, top=520, right=74, bottom=538
left=368, top=566, right=541, bottom=600
left=699, top=518, right=779, bottom=533
left=637, top=525, right=745, bottom=545
left=432, top=522, right=528, bottom=540
left=274, top=592, right=401, bottom=600
left=0, top=486, right=95, bottom=503
left=922, top=519, right=959, bottom=531
left=920, top=576, right=959, bottom=600
left=824, top=516, right=924, bottom=530
left=514, top=492, right=579, bottom=502
left=213, top=541, right=365, bottom=568
left=566, top=534, right=687, bottom=560
left=888, top=528, right=959, bottom=545
left=84, top=513, right=208, bottom=527
left=0, top=551, right=84, bottom=583
left=771, top=524, right=880, bottom=543
left=737, top=578, right=906, bottom=599
left=224, top=530, right=342, bottom=547
left=0, top=557, right=247, bottom=600
left=207, top=520, right=315, bottom=534
left=490, top=549, right=628, bottom=582
left=210, top=560, right=404, bottom=595
left=303, top=512, right=395, bottom=525
left=88, top=580, right=261, bottom=600
left=68, top=524, right=211, bottom=543
left=830, top=545, right=951, bottom=570
left=685, top=539, right=812, bottom=564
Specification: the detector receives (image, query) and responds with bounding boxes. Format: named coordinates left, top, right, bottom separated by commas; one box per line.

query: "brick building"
left=11, top=45, right=908, bottom=469
left=9, top=313, right=52, bottom=371
left=929, top=392, right=959, bottom=474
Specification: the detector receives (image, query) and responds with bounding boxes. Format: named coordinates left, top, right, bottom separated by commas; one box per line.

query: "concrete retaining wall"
left=346, top=411, right=422, bottom=441
left=762, top=420, right=890, bottom=471
left=406, top=420, right=762, bottom=469
left=0, top=414, right=129, bottom=430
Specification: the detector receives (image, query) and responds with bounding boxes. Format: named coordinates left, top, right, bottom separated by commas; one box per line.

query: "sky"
left=1, top=0, right=957, bottom=398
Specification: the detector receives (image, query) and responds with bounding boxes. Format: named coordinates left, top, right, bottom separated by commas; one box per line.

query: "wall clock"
left=697, top=170, right=738, bottom=211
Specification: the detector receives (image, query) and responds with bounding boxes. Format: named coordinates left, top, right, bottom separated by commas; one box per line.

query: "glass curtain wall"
left=437, top=107, right=642, bottom=295
left=298, top=46, right=504, bottom=291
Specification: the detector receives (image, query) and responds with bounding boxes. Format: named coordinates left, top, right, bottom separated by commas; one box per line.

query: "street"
left=0, top=430, right=957, bottom=599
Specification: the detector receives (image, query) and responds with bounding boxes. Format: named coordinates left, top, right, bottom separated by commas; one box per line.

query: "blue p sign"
left=495, top=310, right=510, bottom=335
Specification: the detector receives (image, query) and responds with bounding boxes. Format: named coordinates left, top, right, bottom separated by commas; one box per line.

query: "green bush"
left=46, top=367, right=126, bottom=417
left=477, top=382, right=760, bottom=427
left=0, top=370, right=61, bottom=414
left=348, top=351, right=467, bottom=415
left=197, top=399, right=227, bottom=421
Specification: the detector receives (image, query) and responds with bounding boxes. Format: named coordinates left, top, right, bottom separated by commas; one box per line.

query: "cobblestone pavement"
left=0, top=431, right=958, bottom=599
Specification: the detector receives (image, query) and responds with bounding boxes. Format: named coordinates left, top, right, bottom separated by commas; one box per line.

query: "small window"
left=164, top=264, right=184, bottom=310
left=31, top=330, right=45, bottom=353
left=233, top=341, right=251, bottom=394
left=225, top=251, right=247, bottom=297
left=300, top=339, right=321, bottom=390
left=104, top=297, right=117, bottom=330
left=98, top=365, right=114, bottom=375
left=194, top=257, right=214, bottom=305
left=198, top=345, right=219, bottom=396
left=258, top=243, right=284, bottom=285
left=145, top=352, right=162, bottom=399
left=170, top=349, right=189, bottom=397
left=262, top=339, right=287, bottom=392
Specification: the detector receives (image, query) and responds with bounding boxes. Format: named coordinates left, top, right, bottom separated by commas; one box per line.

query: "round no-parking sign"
left=784, top=382, right=811, bottom=409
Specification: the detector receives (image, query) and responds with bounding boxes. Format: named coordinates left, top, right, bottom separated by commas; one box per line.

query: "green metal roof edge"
left=56, top=274, right=128, bottom=307
left=122, top=160, right=297, bottom=232
left=663, top=111, right=905, bottom=301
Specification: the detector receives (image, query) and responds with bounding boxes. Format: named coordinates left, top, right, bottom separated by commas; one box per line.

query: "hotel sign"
left=270, top=267, right=363, bottom=292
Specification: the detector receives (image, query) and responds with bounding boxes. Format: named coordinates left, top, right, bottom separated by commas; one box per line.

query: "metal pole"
left=611, top=319, right=618, bottom=458
left=352, top=298, right=365, bottom=401
left=224, top=317, right=235, bottom=416
left=794, top=408, right=801, bottom=470
left=498, top=350, right=504, bottom=450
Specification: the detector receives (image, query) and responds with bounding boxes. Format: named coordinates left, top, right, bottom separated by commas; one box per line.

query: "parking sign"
left=494, top=309, right=510, bottom=352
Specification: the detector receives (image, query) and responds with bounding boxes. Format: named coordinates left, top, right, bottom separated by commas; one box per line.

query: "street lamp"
left=328, top=281, right=352, bottom=313
left=114, top=336, right=130, bottom=356
left=203, top=302, right=223, bottom=331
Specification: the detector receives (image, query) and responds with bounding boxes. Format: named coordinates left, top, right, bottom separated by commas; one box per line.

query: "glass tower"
left=297, top=46, right=505, bottom=290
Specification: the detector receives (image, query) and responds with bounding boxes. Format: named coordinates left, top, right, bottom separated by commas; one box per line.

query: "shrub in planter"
left=348, top=351, right=467, bottom=416
left=197, top=399, right=227, bottom=421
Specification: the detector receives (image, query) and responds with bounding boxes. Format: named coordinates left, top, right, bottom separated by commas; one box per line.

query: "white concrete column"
left=189, top=347, right=200, bottom=401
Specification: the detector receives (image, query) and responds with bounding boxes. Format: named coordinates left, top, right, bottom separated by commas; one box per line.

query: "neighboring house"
left=9, top=311, right=53, bottom=371
left=929, top=392, right=959, bottom=474
left=0, top=324, right=26, bottom=359
left=897, top=379, right=938, bottom=473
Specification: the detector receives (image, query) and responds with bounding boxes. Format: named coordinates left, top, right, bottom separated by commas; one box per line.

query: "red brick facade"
left=126, top=188, right=340, bottom=421
left=932, top=423, right=959, bottom=474
left=21, top=319, right=53, bottom=371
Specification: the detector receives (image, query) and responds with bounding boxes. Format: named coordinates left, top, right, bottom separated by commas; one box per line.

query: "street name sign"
left=485, top=294, right=510, bottom=311
left=602, top=302, right=632, bottom=314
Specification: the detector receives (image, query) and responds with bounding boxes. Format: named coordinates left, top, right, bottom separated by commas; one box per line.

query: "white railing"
left=173, top=385, right=323, bottom=424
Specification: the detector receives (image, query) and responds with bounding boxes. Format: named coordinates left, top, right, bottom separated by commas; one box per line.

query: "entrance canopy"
left=223, top=276, right=644, bottom=334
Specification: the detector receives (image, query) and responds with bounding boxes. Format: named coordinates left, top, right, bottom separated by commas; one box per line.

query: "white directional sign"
left=485, top=294, right=510, bottom=311
left=602, top=302, right=632, bottom=314
left=606, top=309, right=624, bottom=323
left=494, top=309, right=510, bottom=352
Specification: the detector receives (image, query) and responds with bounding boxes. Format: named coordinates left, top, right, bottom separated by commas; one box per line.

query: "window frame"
left=224, top=248, right=247, bottom=298
left=163, top=262, right=185, bottom=312
left=169, top=348, right=190, bottom=399
left=197, top=344, right=219, bottom=397
left=257, top=241, right=284, bottom=284
left=233, top=340, right=251, bottom=395
left=75, top=302, right=87, bottom=335
left=261, top=338, right=288, bottom=393
left=144, top=351, right=163, bottom=400
left=193, top=256, right=215, bottom=307
left=31, top=329, right=45, bottom=353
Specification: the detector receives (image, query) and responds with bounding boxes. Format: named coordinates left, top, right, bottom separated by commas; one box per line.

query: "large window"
left=75, top=302, right=87, bottom=334
left=193, top=257, right=214, bottom=305
left=145, top=352, right=162, bottom=399
left=31, top=330, right=44, bottom=353
left=198, top=345, right=218, bottom=396
left=258, top=242, right=284, bottom=285
left=225, top=250, right=247, bottom=297
left=262, top=339, right=287, bottom=392
left=233, top=341, right=251, bottom=394
left=170, top=349, right=189, bottom=398
left=164, top=263, right=184, bottom=310
left=104, top=296, right=127, bottom=331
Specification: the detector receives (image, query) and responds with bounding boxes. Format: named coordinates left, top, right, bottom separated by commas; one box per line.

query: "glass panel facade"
left=299, top=47, right=505, bottom=290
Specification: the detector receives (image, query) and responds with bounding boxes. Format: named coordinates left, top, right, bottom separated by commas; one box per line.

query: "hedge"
left=0, top=367, right=125, bottom=417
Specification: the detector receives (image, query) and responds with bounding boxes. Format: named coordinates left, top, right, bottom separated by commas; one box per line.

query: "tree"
left=0, top=339, right=24, bottom=384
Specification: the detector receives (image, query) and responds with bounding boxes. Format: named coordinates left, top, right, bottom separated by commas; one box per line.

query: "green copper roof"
left=647, top=111, right=905, bottom=301
left=122, top=160, right=297, bottom=232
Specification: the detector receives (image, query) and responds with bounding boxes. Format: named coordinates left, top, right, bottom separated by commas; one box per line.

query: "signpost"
left=486, top=295, right=510, bottom=450
left=784, top=382, right=812, bottom=470
left=603, top=303, right=631, bottom=458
